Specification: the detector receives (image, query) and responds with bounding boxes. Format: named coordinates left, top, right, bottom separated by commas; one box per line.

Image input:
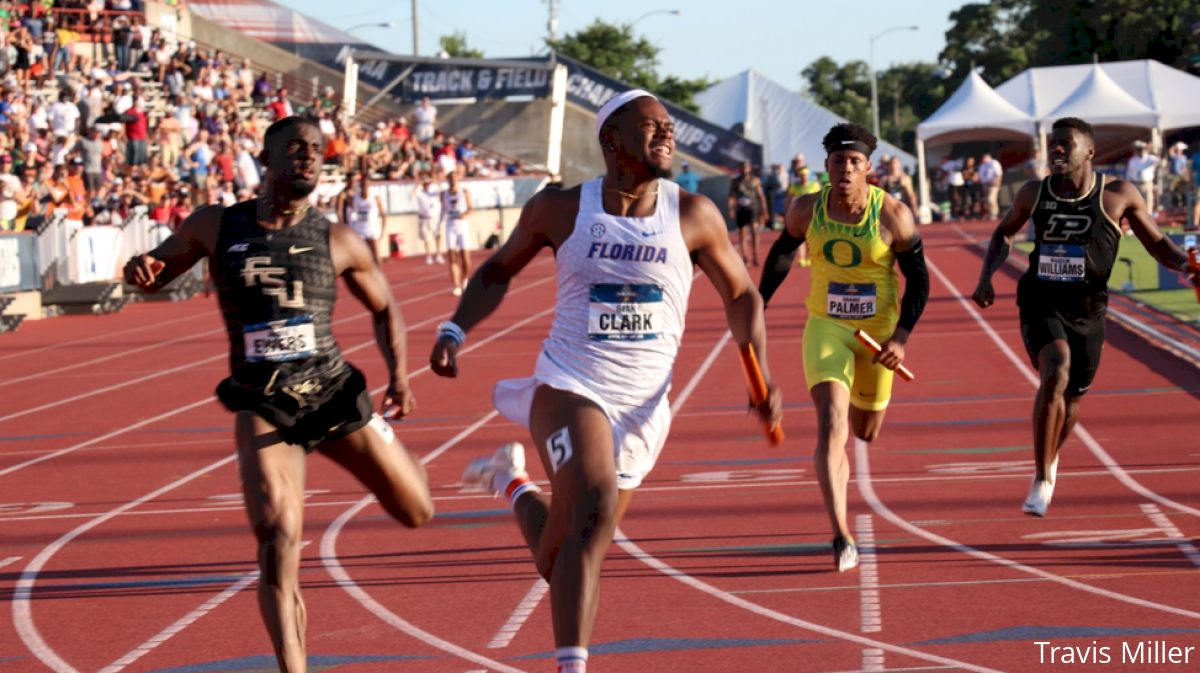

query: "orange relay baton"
left=738, top=343, right=784, bottom=445
left=1188, top=248, right=1200, bottom=304
left=854, top=330, right=916, bottom=382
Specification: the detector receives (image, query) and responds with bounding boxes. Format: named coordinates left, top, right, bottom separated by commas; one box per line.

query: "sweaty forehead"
left=622, top=97, right=670, bottom=124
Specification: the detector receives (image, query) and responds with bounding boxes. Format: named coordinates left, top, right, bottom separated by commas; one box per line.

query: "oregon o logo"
left=823, top=239, right=862, bottom=268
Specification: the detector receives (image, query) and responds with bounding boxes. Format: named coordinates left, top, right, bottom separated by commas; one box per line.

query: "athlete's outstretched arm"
left=758, top=193, right=816, bottom=307
left=333, top=223, right=413, bottom=417
left=686, top=193, right=782, bottom=429
left=1110, top=180, right=1195, bottom=280
left=973, top=180, right=1039, bottom=308
left=122, top=205, right=220, bottom=290
left=429, top=188, right=556, bottom=377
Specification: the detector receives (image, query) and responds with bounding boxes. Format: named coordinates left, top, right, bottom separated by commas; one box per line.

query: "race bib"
left=826, top=282, right=877, bottom=319
left=588, top=283, right=663, bottom=341
left=737, top=195, right=753, bottom=207
left=244, top=316, right=317, bottom=362
left=1037, top=244, right=1086, bottom=282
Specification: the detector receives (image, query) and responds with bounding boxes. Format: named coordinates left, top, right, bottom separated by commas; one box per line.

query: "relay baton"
left=1188, top=248, right=1200, bottom=304
left=853, top=330, right=916, bottom=382
left=738, top=343, right=784, bottom=445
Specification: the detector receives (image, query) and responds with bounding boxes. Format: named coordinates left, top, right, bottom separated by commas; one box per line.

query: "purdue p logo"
left=1043, top=214, right=1092, bottom=242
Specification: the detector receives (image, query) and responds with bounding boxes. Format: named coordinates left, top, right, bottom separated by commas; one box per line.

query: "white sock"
left=495, top=471, right=540, bottom=508
left=555, top=646, right=587, bottom=673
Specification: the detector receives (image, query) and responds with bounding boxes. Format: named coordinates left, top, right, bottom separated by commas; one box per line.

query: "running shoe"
left=1022, top=478, right=1055, bottom=517
left=462, top=442, right=527, bottom=496
left=832, top=536, right=859, bottom=572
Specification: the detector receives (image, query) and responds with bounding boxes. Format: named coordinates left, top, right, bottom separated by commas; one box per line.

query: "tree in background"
left=439, top=31, right=484, bottom=59
left=547, top=19, right=711, bottom=113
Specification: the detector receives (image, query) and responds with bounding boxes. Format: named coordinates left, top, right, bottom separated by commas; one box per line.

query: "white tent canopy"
left=914, top=71, right=1037, bottom=222
left=695, top=70, right=916, bottom=171
left=1043, top=64, right=1159, bottom=128
left=995, top=59, right=1200, bottom=132
left=917, top=70, right=1036, bottom=143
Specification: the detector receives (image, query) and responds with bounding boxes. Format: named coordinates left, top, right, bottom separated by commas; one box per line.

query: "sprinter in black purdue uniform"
left=973, top=117, right=1198, bottom=518
left=123, top=117, right=433, bottom=673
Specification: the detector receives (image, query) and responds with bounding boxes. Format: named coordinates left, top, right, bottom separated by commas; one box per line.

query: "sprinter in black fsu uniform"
left=123, top=117, right=433, bottom=673
left=973, top=117, right=1198, bottom=519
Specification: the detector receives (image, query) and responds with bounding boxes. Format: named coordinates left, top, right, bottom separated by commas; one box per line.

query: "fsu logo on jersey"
left=241, top=256, right=306, bottom=308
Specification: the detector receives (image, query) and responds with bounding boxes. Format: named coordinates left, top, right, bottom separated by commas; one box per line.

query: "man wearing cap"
left=430, top=90, right=781, bottom=673
left=673, top=159, right=700, bottom=192
left=1125, top=140, right=1159, bottom=215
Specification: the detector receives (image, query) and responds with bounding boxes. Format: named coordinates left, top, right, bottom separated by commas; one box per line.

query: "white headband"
left=595, top=89, right=658, bottom=138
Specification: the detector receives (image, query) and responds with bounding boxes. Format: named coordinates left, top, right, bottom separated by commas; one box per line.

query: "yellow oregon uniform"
left=803, top=184, right=899, bottom=410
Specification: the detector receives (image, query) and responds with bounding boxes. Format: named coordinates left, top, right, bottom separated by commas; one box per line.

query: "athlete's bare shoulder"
left=678, top=189, right=727, bottom=251
left=178, top=203, right=225, bottom=256
left=516, top=183, right=582, bottom=249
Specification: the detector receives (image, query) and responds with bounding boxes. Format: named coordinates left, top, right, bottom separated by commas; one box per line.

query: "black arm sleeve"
left=758, top=229, right=805, bottom=307
left=895, top=240, right=929, bottom=333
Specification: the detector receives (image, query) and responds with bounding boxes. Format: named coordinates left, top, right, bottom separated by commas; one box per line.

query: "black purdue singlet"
left=212, top=200, right=349, bottom=393
left=1018, top=172, right=1122, bottom=314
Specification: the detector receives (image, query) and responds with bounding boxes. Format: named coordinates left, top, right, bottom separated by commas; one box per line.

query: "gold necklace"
left=604, top=181, right=658, bottom=199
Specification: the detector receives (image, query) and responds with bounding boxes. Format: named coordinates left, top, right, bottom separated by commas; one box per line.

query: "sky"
left=274, top=0, right=965, bottom=91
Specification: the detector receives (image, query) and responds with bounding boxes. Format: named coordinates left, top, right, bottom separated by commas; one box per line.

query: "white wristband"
left=437, top=321, right=466, bottom=346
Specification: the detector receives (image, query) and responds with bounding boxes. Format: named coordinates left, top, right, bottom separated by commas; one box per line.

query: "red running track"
left=1, top=224, right=1198, bottom=673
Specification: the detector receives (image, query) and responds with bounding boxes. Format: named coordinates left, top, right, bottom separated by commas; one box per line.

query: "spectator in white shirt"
left=49, top=91, right=80, bottom=138
left=1125, top=140, right=1159, bottom=215
left=977, top=153, right=1003, bottom=219
left=413, top=96, right=437, bottom=143
left=414, top=175, right=444, bottom=265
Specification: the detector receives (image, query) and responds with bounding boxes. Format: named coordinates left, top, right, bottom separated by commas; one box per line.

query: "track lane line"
left=924, top=254, right=1200, bottom=519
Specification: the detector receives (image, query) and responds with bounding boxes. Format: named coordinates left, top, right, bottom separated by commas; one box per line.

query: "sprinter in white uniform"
left=441, top=172, right=474, bottom=295
left=348, top=175, right=387, bottom=262
left=430, top=90, right=782, bottom=673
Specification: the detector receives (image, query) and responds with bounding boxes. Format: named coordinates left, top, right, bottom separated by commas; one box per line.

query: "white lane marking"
left=928, top=250, right=1200, bottom=519
left=487, top=579, right=549, bottom=649
left=0, top=266, right=450, bottom=378
left=857, top=515, right=883, bottom=672
left=0, top=274, right=555, bottom=476
left=321, top=410, right=530, bottom=673
left=1140, top=503, right=1200, bottom=569
left=616, top=533, right=1001, bottom=673
left=854, top=437, right=1200, bottom=621
left=0, top=556, right=22, bottom=569
left=99, top=569, right=260, bottom=672
left=0, top=281, right=470, bottom=423
left=12, top=275, right=557, bottom=671
left=617, top=330, right=1001, bottom=673
left=13, top=454, right=239, bottom=673
left=320, top=305, right=560, bottom=671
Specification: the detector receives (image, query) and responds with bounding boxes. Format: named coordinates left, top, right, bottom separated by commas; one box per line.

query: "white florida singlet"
left=350, top=193, right=381, bottom=240
left=541, top=178, right=693, bottom=405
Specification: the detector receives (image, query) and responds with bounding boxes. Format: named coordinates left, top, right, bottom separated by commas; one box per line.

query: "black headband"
left=831, top=139, right=872, bottom=157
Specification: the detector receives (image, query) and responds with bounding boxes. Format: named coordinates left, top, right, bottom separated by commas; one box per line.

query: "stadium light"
left=631, top=9, right=681, bottom=27
left=869, top=24, right=918, bottom=141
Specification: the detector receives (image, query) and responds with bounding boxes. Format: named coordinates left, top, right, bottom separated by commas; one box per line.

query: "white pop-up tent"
left=914, top=70, right=1037, bottom=223
left=696, top=69, right=915, bottom=171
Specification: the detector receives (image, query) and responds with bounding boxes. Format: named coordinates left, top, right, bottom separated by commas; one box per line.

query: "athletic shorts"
left=216, top=364, right=375, bottom=451
left=735, top=207, right=756, bottom=228
left=492, top=349, right=671, bottom=490
left=418, top=216, right=437, bottom=240
left=803, top=316, right=895, bottom=412
left=1018, top=302, right=1106, bottom=397
left=445, top=219, right=475, bottom=251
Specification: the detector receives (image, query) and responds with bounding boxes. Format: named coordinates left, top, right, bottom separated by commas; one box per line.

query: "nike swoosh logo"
left=641, top=230, right=663, bottom=237
left=289, top=245, right=314, bottom=254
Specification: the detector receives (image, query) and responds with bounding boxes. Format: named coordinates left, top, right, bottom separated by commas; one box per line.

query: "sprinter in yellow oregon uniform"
left=759, top=123, right=929, bottom=572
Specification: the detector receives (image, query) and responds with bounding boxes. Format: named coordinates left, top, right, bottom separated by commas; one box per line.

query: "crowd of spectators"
left=0, top=3, right=527, bottom=234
